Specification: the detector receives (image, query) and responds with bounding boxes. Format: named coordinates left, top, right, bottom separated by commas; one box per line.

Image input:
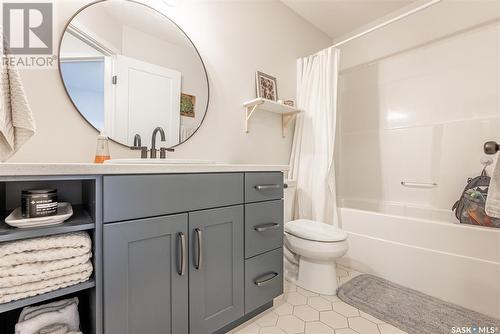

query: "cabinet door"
left=103, top=214, right=188, bottom=334
left=189, top=206, right=244, bottom=334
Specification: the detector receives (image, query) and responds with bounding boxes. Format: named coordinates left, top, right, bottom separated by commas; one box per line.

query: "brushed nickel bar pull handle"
left=401, top=181, right=437, bottom=188
left=194, top=228, right=202, bottom=270
left=254, top=272, right=279, bottom=287
left=255, top=184, right=280, bottom=191
left=254, top=223, right=280, bottom=232
left=177, top=232, right=186, bottom=276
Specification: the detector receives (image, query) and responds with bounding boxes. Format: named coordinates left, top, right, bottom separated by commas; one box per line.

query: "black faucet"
left=130, top=134, right=148, bottom=158
left=151, top=127, right=166, bottom=158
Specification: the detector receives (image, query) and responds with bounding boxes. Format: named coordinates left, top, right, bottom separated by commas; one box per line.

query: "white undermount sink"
left=104, top=158, right=214, bottom=164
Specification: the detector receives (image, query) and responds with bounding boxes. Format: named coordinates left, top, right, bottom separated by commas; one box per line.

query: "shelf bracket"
left=281, top=113, right=297, bottom=138
left=244, top=101, right=263, bottom=133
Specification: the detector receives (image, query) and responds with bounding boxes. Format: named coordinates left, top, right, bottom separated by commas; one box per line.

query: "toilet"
left=284, top=180, right=349, bottom=295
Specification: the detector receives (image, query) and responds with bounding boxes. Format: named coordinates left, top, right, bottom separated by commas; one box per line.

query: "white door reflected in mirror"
left=59, top=0, right=209, bottom=149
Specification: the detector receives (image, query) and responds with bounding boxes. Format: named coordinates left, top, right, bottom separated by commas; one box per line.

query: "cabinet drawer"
left=245, top=200, right=283, bottom=258
left=245, top=248, right=283, bottom=313
left=103, top=173, right=243, bottom=222
left=245, top=172, right=283, bottom=203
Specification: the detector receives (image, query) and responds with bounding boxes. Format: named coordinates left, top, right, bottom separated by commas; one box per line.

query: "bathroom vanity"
left=0, top=163, right=286, bottom=334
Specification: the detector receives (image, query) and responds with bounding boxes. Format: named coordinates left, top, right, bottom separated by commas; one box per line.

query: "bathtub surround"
left=338, top=274, right=500, bottom=334
left=0, top=34, right=35, bottom=162
left=289, top=47, right=340, bottom=225
left=337, top=3, right=500, bottom=213
left=333, top=1, right=500, bottom=319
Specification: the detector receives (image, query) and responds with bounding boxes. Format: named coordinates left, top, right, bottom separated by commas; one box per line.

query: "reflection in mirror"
left=59, top=0, right=209, bottom=148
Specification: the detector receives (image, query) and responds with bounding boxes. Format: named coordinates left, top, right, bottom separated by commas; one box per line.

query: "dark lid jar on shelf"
left=21, top=189, right=58, bottom=218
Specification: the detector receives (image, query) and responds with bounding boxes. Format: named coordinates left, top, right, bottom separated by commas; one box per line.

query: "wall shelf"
left=243, top=98, right=301, bottom=137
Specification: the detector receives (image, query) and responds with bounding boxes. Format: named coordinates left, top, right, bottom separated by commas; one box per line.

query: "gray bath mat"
left=337, top=274, right=500, bottom=334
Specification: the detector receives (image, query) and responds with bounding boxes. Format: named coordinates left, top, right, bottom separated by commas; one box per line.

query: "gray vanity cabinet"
left=188, top=206, right=245, bottom=334
left=103, top=214, right=189, bottom=334
left=102, top=172, right=283, bottom=334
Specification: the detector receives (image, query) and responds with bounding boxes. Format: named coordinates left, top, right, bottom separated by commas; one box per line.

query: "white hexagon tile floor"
left=229, top=265, right=407, bottom=334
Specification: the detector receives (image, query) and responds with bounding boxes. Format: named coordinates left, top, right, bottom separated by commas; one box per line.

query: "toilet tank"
left=284, top=180, right=297, bottom=223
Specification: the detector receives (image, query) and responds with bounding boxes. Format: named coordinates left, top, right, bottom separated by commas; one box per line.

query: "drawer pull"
left=254, top=223, right=280, bottom=232
left=254, top=272, right=279, bottom=287
left=177, top=232, right=186, bottom=276
left=194, top=228, right=202, bottom=270
left=255, top=184, right=280, bottom=191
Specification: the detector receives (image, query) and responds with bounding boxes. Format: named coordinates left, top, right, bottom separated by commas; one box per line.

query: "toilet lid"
left=285, top=219, right=348, bottom=242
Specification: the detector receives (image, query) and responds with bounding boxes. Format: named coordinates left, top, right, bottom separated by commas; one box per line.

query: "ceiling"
left=281, top=0, right=416, bottom=40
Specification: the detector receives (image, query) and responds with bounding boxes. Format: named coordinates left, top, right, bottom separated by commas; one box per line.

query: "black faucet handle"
left=160, top=147, right=175, bottom=159
left=141, top=146, right=149, bottom=159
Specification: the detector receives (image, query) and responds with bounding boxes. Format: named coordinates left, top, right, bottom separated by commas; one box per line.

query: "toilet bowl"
left=284, top=219, right=348, bottom=295
left=283, top=181, right=349, bottom=295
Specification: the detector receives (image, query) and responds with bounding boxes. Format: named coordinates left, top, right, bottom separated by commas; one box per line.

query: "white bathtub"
left=337, top=200, right=500, bottom=318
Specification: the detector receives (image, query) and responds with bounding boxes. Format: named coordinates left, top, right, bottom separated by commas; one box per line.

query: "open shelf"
left=0, top=205, right=94, bottom=243
left=243, top=98, right=301, bottom=137
left=0, top=279, right=95, bottom=314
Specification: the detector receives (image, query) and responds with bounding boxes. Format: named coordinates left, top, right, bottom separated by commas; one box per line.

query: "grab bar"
left=401, top=181, right=437, bottom=188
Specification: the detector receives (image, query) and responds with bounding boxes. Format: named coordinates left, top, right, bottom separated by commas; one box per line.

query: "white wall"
left=337, top=0, right=500, bottom=212
left=10, top=0, right=331, bottom=163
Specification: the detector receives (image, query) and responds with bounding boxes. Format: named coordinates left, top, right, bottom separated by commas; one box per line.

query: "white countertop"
left=0, top=163, right=289, bottom=177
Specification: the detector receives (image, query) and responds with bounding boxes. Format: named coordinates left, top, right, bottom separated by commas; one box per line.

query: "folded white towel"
left=486, top=155, right=500, bottom=218
left=0, top=262, right=92, bottom=303
left=0, top=261, right=92, bottom=288
left=0, top=232, right=91, bottom=267
left=19, top=298, right=78, bottom=321
left=37, top=324, right=70, bottom=334
left=0, top=252, right=91, bottom=278
left=37, top=324, right=82, bottom=334
left=0, top=28, right=36, bottom=161
left=15, top=298, right=80, bottom=334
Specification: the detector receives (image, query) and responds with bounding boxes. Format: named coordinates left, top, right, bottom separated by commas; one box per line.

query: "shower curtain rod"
left=331, top=0, right=442, bottom=48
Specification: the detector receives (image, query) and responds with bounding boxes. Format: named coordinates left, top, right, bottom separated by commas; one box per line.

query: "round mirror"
left=59, top=0, right=209, bottom=148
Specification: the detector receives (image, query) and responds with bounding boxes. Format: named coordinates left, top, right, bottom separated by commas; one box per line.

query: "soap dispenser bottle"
left=94, top=134, right=111, bottom=163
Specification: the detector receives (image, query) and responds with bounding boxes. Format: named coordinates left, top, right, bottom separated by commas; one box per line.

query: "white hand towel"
left=0, top=28, right=36, bottom=161
left=486, top=154, right=500, bottom=218
left=15, top=298, right=80, bottom=334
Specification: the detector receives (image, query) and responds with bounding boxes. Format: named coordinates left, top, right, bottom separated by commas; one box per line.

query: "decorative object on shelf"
left=0, top=232, right=93, bottom=304
left=243, top=98, right=301, bottom=137
left=94, top=134, right=110, bottom=164
left=15, top=297, right=82, bottom=334
left=5, top=202, right=74, bottom=229
left=180, top=93, right=196, bottom=118
left=21, top=189, right=58, bottom=218
left=255, top=71, right=278, bottom=101
left=283, top=100, right=295, bottom=107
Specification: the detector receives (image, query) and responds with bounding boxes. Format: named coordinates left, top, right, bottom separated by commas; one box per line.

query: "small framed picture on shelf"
left=256, top=71, right=278, bottom=101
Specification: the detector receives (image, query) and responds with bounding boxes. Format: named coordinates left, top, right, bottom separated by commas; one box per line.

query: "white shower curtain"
left=289, top=47, right=340, bottom=226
